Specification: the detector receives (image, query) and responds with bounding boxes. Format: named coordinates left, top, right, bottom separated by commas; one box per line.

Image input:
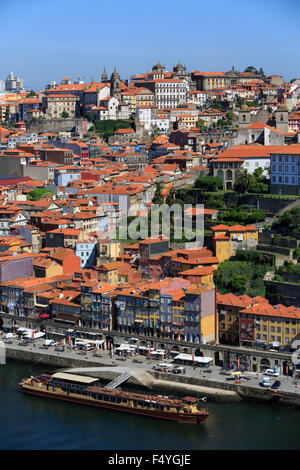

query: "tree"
left=27, top=188, right=53, bottom=201
left=236, top=96, right=246, bottom=108
left=253, top=167, right=264, bottom=179
left=26, top=90, right=37, bottom=97
left=244, top=66, right=258, bottom=74
left=61, top=111, right=69, bottom=118
left=84, top=111, right=95, bottom=122
left=230, top=274, right=248, bottom=293
left=93, top=119, right=131, bottom=141
left=226, top=111, right=234, bottom=121
left=233, top=169, right=253, bottom=194
left=152, top=183, right=164, bottom=205
left=196, top=119, right=206, bottom=131
left=194, top=175, right=223, bottom=192
left=248, top=182, right=269, bottom=194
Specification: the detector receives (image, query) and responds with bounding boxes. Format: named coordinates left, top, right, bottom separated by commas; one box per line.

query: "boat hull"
left=20, top=386, right=208, bottom=424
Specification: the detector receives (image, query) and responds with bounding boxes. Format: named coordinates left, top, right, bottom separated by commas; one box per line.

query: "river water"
left=1, top=360, right=300, bottom=450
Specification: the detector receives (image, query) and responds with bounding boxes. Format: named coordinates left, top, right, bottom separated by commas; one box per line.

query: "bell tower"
left=275, top=104, right=288, bottom=133
left=110, top=68, right=121, bottom=101
left=101, top=67, right=108, bottom=84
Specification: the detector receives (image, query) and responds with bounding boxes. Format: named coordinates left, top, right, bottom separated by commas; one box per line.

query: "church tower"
left=101, top=67, right=108, bottom=84
left=275, top=104, right=289, bottom=133
left=110, top=68, right=121, bottom=101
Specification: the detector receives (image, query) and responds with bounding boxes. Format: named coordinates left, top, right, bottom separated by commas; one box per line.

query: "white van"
left=264, top=369, right=280, bottom=377
left=262, top=376, right=271, bottom=387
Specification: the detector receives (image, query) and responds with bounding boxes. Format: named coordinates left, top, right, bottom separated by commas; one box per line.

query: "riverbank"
left=3, top=340, right=300, bottom=406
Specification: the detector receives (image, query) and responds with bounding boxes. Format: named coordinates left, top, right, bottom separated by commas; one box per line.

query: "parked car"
left=271, top=380, right=281, bottom=389
left=264, top=369, right=280, bottom=377
left=44, top=339, right=58, bottom=347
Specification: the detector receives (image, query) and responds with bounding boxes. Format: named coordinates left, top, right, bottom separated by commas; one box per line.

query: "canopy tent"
left=173, top=353, right=213, bottom=365
left=150, top=350, right=166, bottom=356
left=116, top=343, right=137, bottom=352
left=24, top=331, right=45, bottom=340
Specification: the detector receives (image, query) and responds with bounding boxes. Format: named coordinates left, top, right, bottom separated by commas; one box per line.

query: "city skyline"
left=1, top=0, right=300, bottom=90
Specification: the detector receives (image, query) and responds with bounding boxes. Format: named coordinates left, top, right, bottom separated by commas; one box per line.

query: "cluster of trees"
left=234, top=167, right=269, bottom=194
left=213, top=252, right=273, bottom=297
left=272, top=207, right=300, bottom=235
left=276, top=261, right=300, bottom=276
left=218, top=208, right=266, bottom=224
left=194, top=175, right=223, bottom=192
left=27, top=188, right=53, bottom=201
left=196, top=111, right=234, bottom=131
left=88, top=119, right=132, bottom=140
left=26, top=90, right=37, bottom=98
left=244, top=66, right=265, bottom=78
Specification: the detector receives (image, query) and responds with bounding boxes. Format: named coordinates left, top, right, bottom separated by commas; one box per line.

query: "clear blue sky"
left=1, top=0, right=299, bottom=90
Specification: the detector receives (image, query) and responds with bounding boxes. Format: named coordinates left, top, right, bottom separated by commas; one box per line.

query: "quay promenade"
left=0, top=313, right=296, bottom=377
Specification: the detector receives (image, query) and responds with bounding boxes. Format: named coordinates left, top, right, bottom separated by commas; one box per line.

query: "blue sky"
left=1, top=0, right=299, bottom=90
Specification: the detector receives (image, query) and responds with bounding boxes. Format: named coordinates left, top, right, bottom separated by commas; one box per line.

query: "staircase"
left=104, top=370, right=133, bottom=389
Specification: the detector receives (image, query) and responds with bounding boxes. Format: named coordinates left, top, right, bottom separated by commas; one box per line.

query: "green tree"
left=248, top=182, right=268, bottom=194
left=194, top=175, right=223, bottom=192
left=244, top=66, right=258, bottom=74
left=26, top=90, right=37, bottom=97
left=27, top=188, right=53, bottom=201
left=152, top=183, right=164, bottom=205
left=253, top=167, right=264, bottom=179
left=61, top=111, right=69, bottom=118
left=93, top=119, right=131, bottom=141
left=236, top=96, right=246, bottom=108
left=196, top=119, right=206, bottom=131
left=233, top=169, right=253, bottom=194
left=230, top=274, right=248, bottom=293
left=226, top=111, right=234, bottom=121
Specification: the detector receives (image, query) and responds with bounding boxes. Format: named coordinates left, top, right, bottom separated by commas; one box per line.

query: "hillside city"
left=0, top=62, right=300, bottom=374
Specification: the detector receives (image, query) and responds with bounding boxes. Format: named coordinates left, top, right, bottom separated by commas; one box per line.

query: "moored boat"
left=19, top=372, right=209, bottom=424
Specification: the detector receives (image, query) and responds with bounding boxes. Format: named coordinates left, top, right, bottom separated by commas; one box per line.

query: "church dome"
left=277, top=103, right=287, bottom=111
left=110, top=68, right=120, bottom=81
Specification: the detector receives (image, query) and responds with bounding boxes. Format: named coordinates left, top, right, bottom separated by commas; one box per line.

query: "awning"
left=173, top=353, right=212, bottom=364
left=52, top=372, right=98, bottom=384
left=116, top=343, right=136, bottom=351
